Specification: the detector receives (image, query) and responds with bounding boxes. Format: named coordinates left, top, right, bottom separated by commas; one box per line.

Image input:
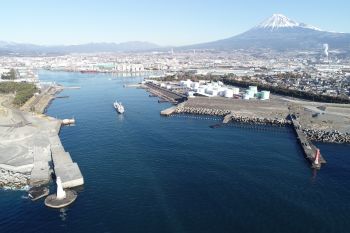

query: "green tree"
left=1, top=69, right=17, bottom=80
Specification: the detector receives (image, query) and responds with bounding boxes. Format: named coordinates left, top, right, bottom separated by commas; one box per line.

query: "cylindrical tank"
left=260, top=91, right=270, bottom=100
left=224, top=89, right=234, bottom=98
left=197, top=87, right=205, bottom=94
left=232, top=87, right=239, bottom=95
left=188, top=91, right=195, bottom=98
left=211, top=90, right=218, bottom=96
left=191, top=82, right=200, bottom=89
left=243, top=94, right=250, bottom=100
left=205, top=87, right=213, bottom=95
left=246, top=89, right=255, bottom=98
left=249, top=86, right=258, bottom=95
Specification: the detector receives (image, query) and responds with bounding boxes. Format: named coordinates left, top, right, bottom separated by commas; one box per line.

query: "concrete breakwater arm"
left=172, top=103, right=290, bottom=126
left=1, top=88, right=84, bottom=189
left=163, top=98, right=349, bottom=143
left=49, top=122, right=84, bottom=188
left=143, top=82, right=187, bottom=104
left=302, top=128, right=350, bottom=143
left=290, top=117, right=326, bottom=169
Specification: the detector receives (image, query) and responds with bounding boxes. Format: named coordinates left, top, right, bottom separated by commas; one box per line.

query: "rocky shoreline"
left=175, top=106, right=231, bottom=116
left=174, top=105, right=350, bottom=143
left=0, top=168, right=30, bottom=189
left=175, top=106, right=290, bottom=126
left=303, top=128, right=350, bottom=143
left=224, top=113, right=290, bottom=126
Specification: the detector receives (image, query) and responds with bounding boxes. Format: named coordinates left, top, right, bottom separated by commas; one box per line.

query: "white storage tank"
left=211, top=89, right=218, bottom=96
left=232, top=87, right=240, bottom=95
left=188, top=91, right=195, bottom=98
left=260, top=91, right=270, bottom=100
left=246, top=89, right=255, bottom=98
left=197, top=87, right=205, bottom=94
left=243, top=94, right=250, bottom=100
left=224, top=89, right=234, bottom=98
left=249, top=86, right=258, bottom=95
left=205, top=87, right=213, bottom=95
left=191, top=82, right=200, bottom=89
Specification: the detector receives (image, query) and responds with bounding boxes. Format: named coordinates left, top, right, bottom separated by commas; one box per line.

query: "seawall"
left=164, top=101, right=350, bottom=144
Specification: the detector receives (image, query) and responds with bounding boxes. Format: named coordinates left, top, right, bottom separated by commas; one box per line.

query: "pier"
left=144, top=82, right=187, bottom=104
left=0, top=87, right=84, bottom=189
left=49, top=121, right=84, bottom=188
left=160, top=106, right=177, bottom=116
left=290, top=115, right=326, bottom=169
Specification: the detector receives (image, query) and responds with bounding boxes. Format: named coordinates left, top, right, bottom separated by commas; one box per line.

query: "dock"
left=290, top=115, right=326, bottom=169
left=160, top=106, right=177, bottom=116
left=144, top=82, right=187, bottom=104
left=49, top=122, right=84, bottom=188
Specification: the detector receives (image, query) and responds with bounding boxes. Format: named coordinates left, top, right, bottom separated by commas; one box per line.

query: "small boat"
left=62, top=118, right=75, bottom=125
left=28, top=186, right=49, bottom=201
left=113, top=101, right=125, bottom=114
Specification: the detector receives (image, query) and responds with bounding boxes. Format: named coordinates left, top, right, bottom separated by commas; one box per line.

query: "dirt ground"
left=184, top=94, right=350, bottom=133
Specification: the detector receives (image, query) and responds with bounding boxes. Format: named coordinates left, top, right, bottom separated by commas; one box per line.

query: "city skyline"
left=1, top=0, right=350, bottom=46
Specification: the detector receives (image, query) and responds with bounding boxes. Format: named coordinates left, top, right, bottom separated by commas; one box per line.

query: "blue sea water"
left=1, top=71, right=350, bottom=233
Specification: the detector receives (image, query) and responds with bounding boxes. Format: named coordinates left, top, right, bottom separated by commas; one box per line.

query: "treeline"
left=158, top=71, right=222, bottom=82
left=1, top=69, right=17, bottom=80
left=0, top=82, right=38, bottom=106
left=157, top=72, right=350, bottom=103
left=223, top=78, right=350, bottom=104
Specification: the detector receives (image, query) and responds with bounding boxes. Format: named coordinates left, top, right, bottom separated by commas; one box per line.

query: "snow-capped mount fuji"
left=186, top=14, right=350, bottom=51
left=256, top=14, right=322, bottom=31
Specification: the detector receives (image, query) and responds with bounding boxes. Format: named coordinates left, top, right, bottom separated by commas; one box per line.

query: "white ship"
left=113, top=101, right=125, bottom=114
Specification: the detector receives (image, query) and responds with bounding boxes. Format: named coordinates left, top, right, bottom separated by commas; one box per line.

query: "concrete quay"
left=291, top=116, right=326, bottom=169
left=0, top=95, right=83, bottom=189
left=144, top=82, right=187, bottom=104
left=49, top=130, right=84, bottom=188
left=160, top=106, right=177, bottom=116
left=171, top=98, right=290, bottom=126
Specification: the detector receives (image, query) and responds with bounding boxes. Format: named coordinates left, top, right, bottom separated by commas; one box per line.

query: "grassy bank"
left=0, top=82, right=38, bottom=106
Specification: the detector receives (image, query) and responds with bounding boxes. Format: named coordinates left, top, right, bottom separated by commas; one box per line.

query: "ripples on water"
left=1, top=71, right=350, bottom=233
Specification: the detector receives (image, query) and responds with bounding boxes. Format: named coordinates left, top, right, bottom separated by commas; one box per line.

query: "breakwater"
left=174, top=105, right=290, bottom=126
left=175, top=106, right=231, bottom=116
left=170, top=104, right=349, bottom=143
left=303, top=128, right=350, bottom=143
left=143, top=82, right=187, bottom=104
left=0, top=84, right=83, bottom=189
left=291, top=117, right=326, bottom=169
left=0, top=167, right=30, bottom=188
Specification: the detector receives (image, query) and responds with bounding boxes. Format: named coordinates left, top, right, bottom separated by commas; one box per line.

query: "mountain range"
left=1, top=14, right=350, bottom=54
left=186, top=14, right=350, bottom=51
left=0, top=41, right=160, bottom=55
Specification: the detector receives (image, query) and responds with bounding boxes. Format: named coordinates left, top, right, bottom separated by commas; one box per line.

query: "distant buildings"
left=0, top=49, right=349, bottom=99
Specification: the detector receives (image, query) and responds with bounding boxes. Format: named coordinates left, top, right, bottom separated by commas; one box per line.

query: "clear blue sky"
left=1, top=0, right=349, bottom=46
